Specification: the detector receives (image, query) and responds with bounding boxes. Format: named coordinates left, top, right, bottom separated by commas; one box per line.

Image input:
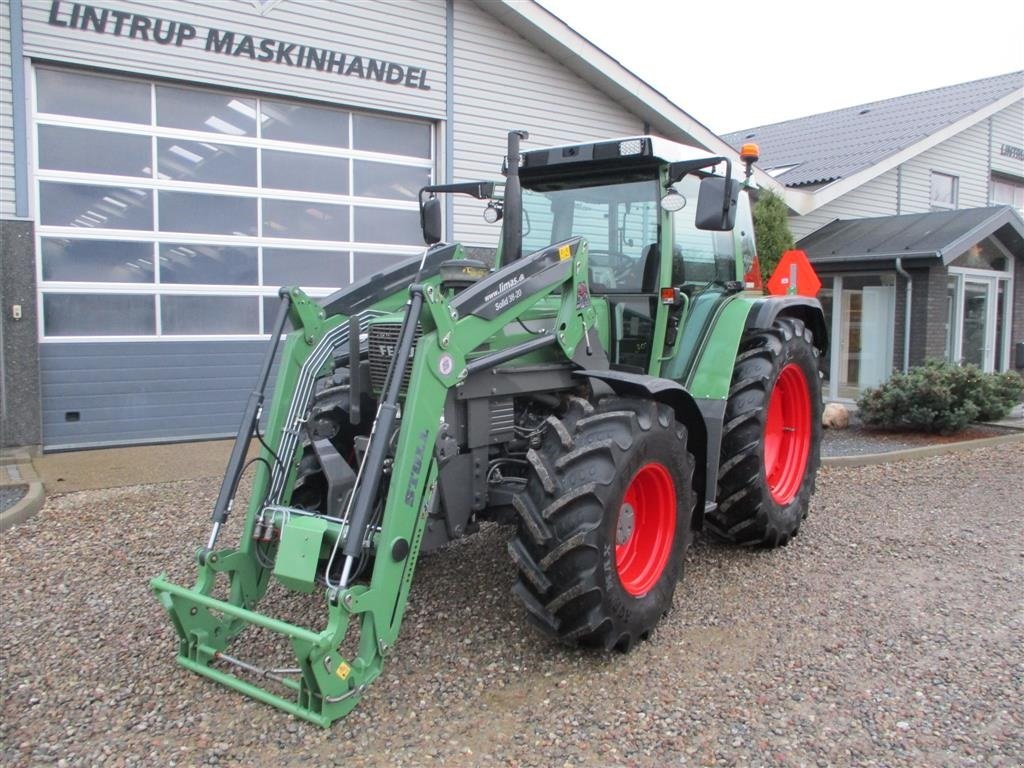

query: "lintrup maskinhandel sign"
left=45, top=1, right=432, bottom=90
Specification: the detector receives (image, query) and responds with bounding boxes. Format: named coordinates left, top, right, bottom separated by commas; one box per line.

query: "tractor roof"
left=518, top=135, right=723, bottom=187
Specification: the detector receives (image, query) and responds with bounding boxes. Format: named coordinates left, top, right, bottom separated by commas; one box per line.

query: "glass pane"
left=960, top=283, right=988, bottom=368
left=40, top=182, right=153, bottom=230
left=263, top=248, right=349, bottom=288
left=838, top=277, right=894, bottom=396
left=672, top=176, right=734, bottom=284
left=159, top=191, right=257, bottom=235
left=161, top=295, right=259, bottom=335
left=839, top=291, right=863, bottom=397
left=520, top=179, right=659, bottom=291
left=157, top=139, right=256, bottom=186
left=353, top=161, right=430, bottom=200
left=38, top=126, right=151, bottom=177
left=262, top=295, right=296, bottom=334
left=156, top=85, right=256, bottom=136
left=261, top=100, right=348, bottom=147
left=36, top=69, right=150, bottom=124
left=42, top=238, right=154, bottom=283
left=930, top=172, right=957, bottom=208
left=951, top=237, right=1009, bottom=271
left=263, top=199, right=348, bottom=240
left=354, top=207, right=421, bottom=245
left=352, top=114, right=430, bottom=158
left=353, top=252, right=414, bottom=282
left=262, top=150, right=348, bottom=194
left=159, top=244, right=258, bottom=285
left=43, top=293, right=154, bottom=336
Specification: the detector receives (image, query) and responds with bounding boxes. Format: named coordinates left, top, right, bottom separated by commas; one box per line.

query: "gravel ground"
left=2, top=444, right=1022, bottom=767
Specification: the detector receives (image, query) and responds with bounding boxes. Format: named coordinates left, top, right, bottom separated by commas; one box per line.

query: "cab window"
left=670, top=176, right=736, bottom=285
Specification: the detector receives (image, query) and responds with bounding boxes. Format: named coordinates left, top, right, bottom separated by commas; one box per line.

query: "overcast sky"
left=534, top=0, right=1024, bottom=135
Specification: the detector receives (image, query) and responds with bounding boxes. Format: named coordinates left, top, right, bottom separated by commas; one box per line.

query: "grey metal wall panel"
left=449, top=0, right=643, bottom=246
left=899, top=121, right=992, bottom=212
left=0, top=0, right=14, bottom=218
left=991, top=101, right=1024, bottom=180
left=40, top=340, right=269, bottom=449
left=21, top=0, right=447, bottom=119
left=789, top=170, right=900, bottom=240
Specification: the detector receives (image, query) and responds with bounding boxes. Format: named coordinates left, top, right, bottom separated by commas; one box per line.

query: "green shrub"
left=856, top=360, right=1024, bottom=434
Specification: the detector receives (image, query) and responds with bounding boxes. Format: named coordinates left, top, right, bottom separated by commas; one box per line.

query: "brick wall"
left=896, top=264, right=950, bottom=370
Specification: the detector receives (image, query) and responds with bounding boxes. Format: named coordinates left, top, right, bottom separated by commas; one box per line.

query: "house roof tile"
left=724, top=72, right=1024, bottom=188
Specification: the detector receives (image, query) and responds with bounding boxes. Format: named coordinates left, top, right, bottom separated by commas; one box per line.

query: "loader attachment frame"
left=151, top=237, right=596, bottom=726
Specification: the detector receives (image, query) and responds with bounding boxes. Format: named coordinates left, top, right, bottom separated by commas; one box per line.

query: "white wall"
left=791, top=100, right=1024, bottom=239
left=20, top=0, right=448, bottom=119
left=990, top=100, right=1024, bottom=183
left=0, top=0, right=15, bottom=218
left=450, top=0, right=642, bottom=247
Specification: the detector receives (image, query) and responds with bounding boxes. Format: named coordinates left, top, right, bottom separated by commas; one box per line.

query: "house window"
left=930, top=172, right=958, bottom=210
left=991, top=175, right=1024, bottom=214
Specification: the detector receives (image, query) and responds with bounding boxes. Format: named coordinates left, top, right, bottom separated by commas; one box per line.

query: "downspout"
left=895, top=257, right=912, bottom=372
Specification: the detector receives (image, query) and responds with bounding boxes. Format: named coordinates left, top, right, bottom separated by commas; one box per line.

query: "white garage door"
left=34, top=65, right=434, bottom=449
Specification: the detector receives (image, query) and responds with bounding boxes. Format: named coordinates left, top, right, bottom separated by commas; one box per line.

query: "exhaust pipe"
left=502, top=130, right=528, bottom=264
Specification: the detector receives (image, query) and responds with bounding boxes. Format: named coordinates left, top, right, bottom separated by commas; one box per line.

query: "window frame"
left=32, top=65, right=434, bottom=342
left=929, top=171, right=959, bottom=210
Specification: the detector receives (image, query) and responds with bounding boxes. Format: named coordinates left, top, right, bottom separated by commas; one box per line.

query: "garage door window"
left=34, top=66, right=433, bottom=340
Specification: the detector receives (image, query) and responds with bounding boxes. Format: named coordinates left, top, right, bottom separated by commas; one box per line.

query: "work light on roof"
left=619, top=139, right=643, bottom=156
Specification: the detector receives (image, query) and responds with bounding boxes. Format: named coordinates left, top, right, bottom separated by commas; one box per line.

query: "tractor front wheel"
left=509, top=398, right=695, bottom=651
left=709, top=316, right=822, bottom=547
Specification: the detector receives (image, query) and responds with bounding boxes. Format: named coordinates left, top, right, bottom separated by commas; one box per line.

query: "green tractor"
left=151, top=131, right=826, bottom=726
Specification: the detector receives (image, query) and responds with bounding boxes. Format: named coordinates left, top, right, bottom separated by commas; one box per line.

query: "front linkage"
left=150, top=237, right=595, bottom=726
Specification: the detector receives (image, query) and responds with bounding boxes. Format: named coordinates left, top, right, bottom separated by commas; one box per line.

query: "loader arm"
left=151, top=236, right=595, bottom=726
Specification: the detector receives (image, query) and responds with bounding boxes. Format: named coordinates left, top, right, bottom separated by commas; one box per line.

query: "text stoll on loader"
left=151, top=132, right=827, bottom=726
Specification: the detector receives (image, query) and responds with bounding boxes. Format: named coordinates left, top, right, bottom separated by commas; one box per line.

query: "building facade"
left=1, top=0, right=759, bottom=451
left=726, top=73, right=1024, bottom=401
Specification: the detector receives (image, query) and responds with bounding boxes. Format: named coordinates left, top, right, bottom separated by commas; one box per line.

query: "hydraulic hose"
left=338, top=286, right=425, bottom=581
left=207, top=290, right=292, bottom=550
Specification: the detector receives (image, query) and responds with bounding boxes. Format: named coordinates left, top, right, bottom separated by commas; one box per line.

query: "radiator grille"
left=368, top=322, right=421, bottom=393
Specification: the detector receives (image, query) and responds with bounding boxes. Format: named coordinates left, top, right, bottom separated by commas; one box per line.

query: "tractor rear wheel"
left=709, top=317, right=822, bottom=547
left=509, top=397, right=695, bottom=651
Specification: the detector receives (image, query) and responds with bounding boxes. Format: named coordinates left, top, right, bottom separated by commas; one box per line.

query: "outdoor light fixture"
left=482, top=200, right=503, bottom=223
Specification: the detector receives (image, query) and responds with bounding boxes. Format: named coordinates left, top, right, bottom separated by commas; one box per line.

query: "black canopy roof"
left=797, top=206, right=1024, bottom=270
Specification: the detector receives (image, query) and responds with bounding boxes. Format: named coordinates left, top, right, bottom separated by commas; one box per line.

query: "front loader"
left=151, top=132, right=827, bottom=726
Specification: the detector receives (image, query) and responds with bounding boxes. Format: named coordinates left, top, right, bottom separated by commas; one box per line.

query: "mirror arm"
left=720, top=159, right=733, bottom=229
left=419, top=181, right=496, bottom=201
left=666, top=156, right=728, bottom=186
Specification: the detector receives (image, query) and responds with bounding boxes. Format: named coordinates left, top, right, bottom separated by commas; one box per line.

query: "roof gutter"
left=806, top=251, right=941, bottom=265
left=895, top=257, right=912, bottom=373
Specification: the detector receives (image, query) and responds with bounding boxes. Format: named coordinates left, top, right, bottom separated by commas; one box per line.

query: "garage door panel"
left=40, top=340, right=270, bottom=449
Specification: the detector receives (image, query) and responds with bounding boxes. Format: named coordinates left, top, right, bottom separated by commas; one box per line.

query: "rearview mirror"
left=420, top=196, right=443, bottom=245
left=695, top=176, right=740, bottom=231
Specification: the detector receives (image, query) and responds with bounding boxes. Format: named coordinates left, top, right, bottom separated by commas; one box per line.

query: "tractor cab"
left=420, top=135, right=758, bottom=375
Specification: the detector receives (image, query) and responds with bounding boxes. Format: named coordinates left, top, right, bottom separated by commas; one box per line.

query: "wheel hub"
left=615, top=503, right=636, bottom=545
left=614, top=462, right=676, bottom=597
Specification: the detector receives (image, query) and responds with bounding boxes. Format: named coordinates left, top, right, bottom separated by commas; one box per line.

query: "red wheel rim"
left=615, top=462, right=676, bottom=597
left=764, top=363, right=812, bottom=505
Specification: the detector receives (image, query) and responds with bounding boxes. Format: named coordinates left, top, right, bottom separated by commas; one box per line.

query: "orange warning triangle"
left=766, top=249, right=821, bottom=297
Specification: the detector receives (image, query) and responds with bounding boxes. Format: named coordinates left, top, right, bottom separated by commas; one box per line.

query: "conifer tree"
left=752, top=188, right=795, bottom=282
